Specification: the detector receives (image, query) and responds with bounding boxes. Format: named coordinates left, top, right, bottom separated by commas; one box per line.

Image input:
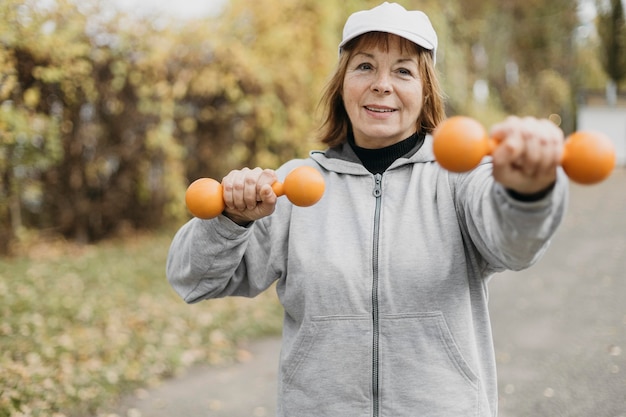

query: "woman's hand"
left=221, top=167, right=278, bottom=225
left=490, top=116, right=564, bottom=195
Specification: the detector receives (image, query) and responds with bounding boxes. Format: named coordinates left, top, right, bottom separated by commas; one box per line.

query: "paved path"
left=489, top=168, right=626, bottom=417
left=118, top=168, right=626, bottom=417
left=115, top=337, right=280, bottom=417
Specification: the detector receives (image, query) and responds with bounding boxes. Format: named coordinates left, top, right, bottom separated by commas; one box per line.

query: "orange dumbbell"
left=432, top=116, right=616, bottom=185
left=185, top=166, right=325, bottom=219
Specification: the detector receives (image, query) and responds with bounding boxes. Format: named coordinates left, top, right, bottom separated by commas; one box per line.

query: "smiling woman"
left=341, top=35, right=426, bottom=149
left=319, top=26, right=444, bottom=149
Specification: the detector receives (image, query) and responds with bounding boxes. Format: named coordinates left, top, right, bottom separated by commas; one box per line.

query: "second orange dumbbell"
left=432, top=116, right=616, bottom=185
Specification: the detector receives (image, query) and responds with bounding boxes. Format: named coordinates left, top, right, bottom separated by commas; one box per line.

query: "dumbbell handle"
left=432, top=116, right=616, bottom=185
left=185, top=166, right=325, bottom=219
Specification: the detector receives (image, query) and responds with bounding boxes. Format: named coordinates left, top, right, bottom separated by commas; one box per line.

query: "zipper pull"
left=373, top=173, right=382, bottom=198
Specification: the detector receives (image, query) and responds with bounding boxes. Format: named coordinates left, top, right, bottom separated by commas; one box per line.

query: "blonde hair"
left=318, top=32, right=445, bottom=148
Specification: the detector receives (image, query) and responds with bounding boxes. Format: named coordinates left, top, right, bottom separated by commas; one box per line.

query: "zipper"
left=371, top=173, right=383, bottom=417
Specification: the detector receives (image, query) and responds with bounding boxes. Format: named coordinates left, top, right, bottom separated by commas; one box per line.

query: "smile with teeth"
left=365, top=106, right=396, bottom=113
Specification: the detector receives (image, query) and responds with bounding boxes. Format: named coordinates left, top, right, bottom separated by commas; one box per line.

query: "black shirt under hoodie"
left=348, top=131, right=424, bottom=175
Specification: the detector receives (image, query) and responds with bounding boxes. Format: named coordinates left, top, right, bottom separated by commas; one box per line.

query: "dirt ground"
left=117, top=168, right=626, bottom=417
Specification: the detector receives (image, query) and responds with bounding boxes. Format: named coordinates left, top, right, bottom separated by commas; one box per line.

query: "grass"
left=0, top=227, right=284, bottom=417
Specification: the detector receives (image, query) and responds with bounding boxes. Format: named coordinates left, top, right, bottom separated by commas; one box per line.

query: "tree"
left=479, top=0, right=579, bottom=131
left=596, top=0, right=626, bottom=93
left=0, top=0, right=349, bottom=253
left=0, top=0, right=190, bottom=249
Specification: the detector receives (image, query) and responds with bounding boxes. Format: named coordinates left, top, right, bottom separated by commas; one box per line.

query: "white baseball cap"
left=339, top=2, right=438, bottom=64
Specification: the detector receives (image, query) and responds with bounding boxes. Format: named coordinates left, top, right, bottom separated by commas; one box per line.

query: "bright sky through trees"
left=109, top=0, right=228, bottom=18
left=35, top=0, right=228, bottom=18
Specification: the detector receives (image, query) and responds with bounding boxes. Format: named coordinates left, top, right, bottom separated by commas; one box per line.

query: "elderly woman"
left=166, top=2, right=567, bottom=416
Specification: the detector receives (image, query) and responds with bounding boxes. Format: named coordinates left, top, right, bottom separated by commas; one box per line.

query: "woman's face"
left=342, top=36, right=424, bottom=149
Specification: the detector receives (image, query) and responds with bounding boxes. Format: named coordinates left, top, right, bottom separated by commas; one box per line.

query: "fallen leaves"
left=0, top=230, right=283, bottom=416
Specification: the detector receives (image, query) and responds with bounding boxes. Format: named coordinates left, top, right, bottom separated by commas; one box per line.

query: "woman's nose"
left=371, top=72, right=392, bottom=94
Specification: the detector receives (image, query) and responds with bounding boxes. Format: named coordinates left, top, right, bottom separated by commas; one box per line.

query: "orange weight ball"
left=432, top=116, right=616, bottom=185
left=185, top=178, right=225, bottom=220
left=272, top=165, right=326, bottom=207
left=185, top=166, right=325, bottom=219
left=561, top=131, right=616, bottom=185
left=432, top=116, right=495, bottom=173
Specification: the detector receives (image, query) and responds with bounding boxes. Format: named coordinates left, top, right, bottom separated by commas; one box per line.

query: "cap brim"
left=339, top=27, right=435, bottom=52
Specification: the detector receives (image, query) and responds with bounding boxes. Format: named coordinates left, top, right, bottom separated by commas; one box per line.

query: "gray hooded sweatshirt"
left=166, top=134, right=568, bottom=417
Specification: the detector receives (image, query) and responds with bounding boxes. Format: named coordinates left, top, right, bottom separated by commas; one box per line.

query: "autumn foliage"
left=0, top=0, right=597, bottom=255
left=0, top=0, right=344, bottom=253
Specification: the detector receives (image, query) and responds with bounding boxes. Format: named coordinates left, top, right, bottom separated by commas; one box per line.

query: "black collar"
left=348, top=131, right=425, bottom=174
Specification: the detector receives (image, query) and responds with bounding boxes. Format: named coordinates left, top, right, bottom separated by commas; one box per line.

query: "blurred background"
left=1, top=0, right=625, bottom=252
left=0, top=0, right=624, bottom=416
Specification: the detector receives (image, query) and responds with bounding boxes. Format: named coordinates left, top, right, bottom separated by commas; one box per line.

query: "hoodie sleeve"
left=165, top=213, right=279, bottom=304
left=452, top=162, right=569, bottom=272
left=166, top=159, right=319, bottom=304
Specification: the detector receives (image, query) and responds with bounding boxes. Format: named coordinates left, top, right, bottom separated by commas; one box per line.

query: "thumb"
left=256, top=184, right=277, bottom=216
left=259, top=184, right=276, bottom=202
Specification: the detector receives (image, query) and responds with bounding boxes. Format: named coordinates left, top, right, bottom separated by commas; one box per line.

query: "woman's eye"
left=397, top=68, right=413, bottom=76
left=356, top=63, right=373, bottom=71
